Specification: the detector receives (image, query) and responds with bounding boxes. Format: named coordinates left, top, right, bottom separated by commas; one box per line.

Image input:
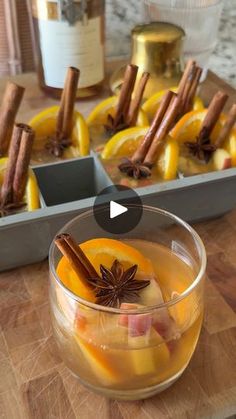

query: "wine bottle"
left=31, top=0, right=105, bottom=98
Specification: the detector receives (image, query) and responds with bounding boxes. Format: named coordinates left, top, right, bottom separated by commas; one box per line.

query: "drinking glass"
left=49, top=205, right=206, bottom=400
left=143, top=0, right=223, bottom=77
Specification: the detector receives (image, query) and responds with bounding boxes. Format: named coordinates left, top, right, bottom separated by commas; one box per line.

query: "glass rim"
left=49, top=205, right=206, bottom=314
left=144, top=0, right=223, bottom=11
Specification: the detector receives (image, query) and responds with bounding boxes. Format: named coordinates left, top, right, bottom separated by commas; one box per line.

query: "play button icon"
left=110, top=201, right=128, bottom=219
left=93, top=185, right=143, bottom=234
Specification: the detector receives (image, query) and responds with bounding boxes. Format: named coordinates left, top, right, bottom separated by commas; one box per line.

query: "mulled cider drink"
left=49, top=206, right=206, bottom=399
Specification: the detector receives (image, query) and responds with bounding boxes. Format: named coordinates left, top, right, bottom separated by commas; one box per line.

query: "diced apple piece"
left=128, top=328, right=170, bottom=376
left=75, top=336, right=121, bottom=385
left=213, top=148, right=232, bottom=171
left=129, top=313, right=152, bottom=338
left=140, top=278, right=165, bottom=306
left=118, top=303, right=138, bottom=327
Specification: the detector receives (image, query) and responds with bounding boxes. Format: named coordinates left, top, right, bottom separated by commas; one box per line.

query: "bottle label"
left=33, top=1, right=104, bottom=89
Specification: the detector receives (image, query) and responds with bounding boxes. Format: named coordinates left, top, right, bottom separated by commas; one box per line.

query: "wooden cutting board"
left=0, top=64, right=236, bottom=419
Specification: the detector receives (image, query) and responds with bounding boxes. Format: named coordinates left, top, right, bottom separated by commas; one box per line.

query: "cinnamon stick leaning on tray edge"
left=46, top=67, right=80, bottom=157
left=0, top=123, right=35, bottom=217
left=119, top=58, right=236, bottom=179
left=0, top=82, right=25, bottom=156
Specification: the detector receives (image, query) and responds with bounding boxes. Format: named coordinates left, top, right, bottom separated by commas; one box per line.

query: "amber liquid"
left=52, top=240, right=203, bottom=393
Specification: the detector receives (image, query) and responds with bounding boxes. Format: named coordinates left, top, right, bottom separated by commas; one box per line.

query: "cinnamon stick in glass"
left=0, top=82, right=25, bottom=156
left=56, top=67, right=80, bottom=140
left=13, top=125, right=35, bottom=203
left=215, top=104, right=236, bottom=148
left=0, top=123, right=27, bottom=206
left=113, top=64, right=138, bottom=128
left=144, top=95, right=181, bottom=166
left=132, top=90, right=175, bottom=163
left=198, top=91, right=228, bottom=143
left=55, top=234, right=97, bottom=288
left=127, top=72, right=150, bottom=127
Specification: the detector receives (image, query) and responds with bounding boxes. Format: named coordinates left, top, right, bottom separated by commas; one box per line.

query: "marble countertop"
left=106, top=0, right=236, bottom=88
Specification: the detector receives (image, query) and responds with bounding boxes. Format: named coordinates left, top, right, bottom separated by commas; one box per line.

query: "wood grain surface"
left=0, top=65, right=236, bottom=419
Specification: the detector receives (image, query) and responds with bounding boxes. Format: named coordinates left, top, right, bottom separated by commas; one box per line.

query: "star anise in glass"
left=88, top=259, right=150, bottom=308
left=104, top=113, right=129, bottom=136
left=45, top=135, right=72, bottom=158
left=185, top=131, right=216, bottom=163
left=118, top=158, right=152, bottom=179
left=0, top=201, right=26, bottom=218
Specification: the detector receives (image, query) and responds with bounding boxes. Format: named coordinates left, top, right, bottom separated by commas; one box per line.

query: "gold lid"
left=110, top=22, right=185, bottom=99
left=132, top=22, right=185, bottom=44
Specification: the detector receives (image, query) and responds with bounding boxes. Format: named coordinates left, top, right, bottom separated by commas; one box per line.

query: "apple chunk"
left=213, top=148, right=232, bottom=171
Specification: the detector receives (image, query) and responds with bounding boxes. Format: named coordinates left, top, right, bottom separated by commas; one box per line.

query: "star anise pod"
left=0, top=201, right=26, bottom=218
left=104, top=113, right=129, bottom=136
left=88, top=259, right=150, bottom=308
left=118, top=158, right=151, bottom=179
left=185, top=133, right=216, bottom=163
left=45, top=135, right=72, bottom=158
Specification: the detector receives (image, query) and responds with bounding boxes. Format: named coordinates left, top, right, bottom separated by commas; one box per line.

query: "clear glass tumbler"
left=49, top=206, right=206, bottom=400
left=143, top=0, right=223, bottom=77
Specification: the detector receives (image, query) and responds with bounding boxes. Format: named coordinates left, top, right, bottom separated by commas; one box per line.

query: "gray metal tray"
left=1, top=151, right=236, bottom=272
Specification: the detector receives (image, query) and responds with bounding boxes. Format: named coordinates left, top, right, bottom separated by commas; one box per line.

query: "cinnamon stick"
left=56, top=67, right=80, bottom=140
left=177, top=60, right=196, bottom=99
left=113, top=64, right=138, bottom=128
left=0, top=82, right=25, bottom=156
left=55, top=233, right=97, bottom=287
left=0, top=123, right=27, bottom=206
left=183, top=66, right=202, bottom=113
left=198, top=91, right=228, bottom=143
left=215, top=104, right=236, bottom=148
left=127, top=72, right=150, bottom=127
left=132, top=90, right=175, bottom=163
left=13, top=125, right=35, bottom=203
left=144, top=95, right=181, bottom=166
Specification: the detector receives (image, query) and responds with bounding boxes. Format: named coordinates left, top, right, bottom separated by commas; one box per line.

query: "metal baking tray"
left=1, top=150, right=236, bottom=272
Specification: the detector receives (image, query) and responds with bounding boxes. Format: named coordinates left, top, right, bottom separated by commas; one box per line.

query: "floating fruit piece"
left=178, top=156, right=210, bottom=176
left=101, top=126, right=149, bottom=159
left=143, top=87, right=204, bottom=121
left=0, top=157, right=40, bottom=212
left=28, top=107, right=90, bottom=157
left=128, top=326, right=170, bottom=376
left=171, top=109, right=226, bottom=144
left=80, top=238, right=155, bottom=278
left=212, top=148, right=232, bottom=171
left=224, top=129, right=236, bottom=166
left=87, top=96, right=149, bottom=128
left=75, top=336, right=121, bottom=385
left=156, top=137, right=179, bottom=181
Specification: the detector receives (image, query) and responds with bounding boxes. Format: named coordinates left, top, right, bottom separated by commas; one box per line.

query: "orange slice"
left=143, top=87, right=204, bottom=121
left=101, top=126, right=149, bottom=159
left=28, top=107, right=90, bottom=157
left=0, top=157, right=40, bottom=212
left=80, top=238, right=154, bottom=277
left=56, top=238, right=155, bottom=302
left=171, top=109, right=226, bottom=144
left=156, top=137, right=179, bottom=180
left=87, top=96, right=149, bottom=128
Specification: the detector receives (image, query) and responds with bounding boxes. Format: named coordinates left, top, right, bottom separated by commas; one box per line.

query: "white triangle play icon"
left=110, top=201, right=128, bottom=219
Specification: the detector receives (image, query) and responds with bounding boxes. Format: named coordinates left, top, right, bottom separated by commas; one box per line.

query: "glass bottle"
left=30, top=0, right=105, bottom=98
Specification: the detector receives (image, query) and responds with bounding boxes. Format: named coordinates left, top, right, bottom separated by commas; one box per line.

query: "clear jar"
left=49, top=206, right=206, bottom=400
left=31, top=0, right=105, bottom=98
